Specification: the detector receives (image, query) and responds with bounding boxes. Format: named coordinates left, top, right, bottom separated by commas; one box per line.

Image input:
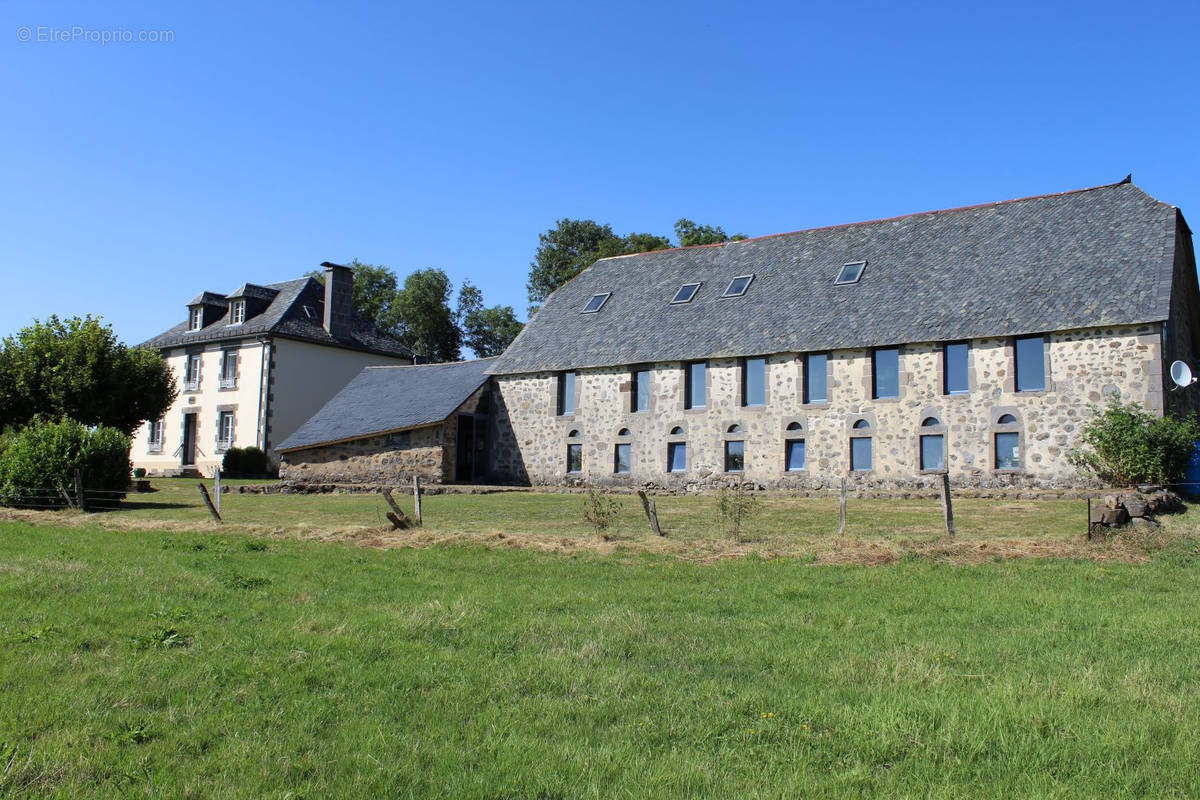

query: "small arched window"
left=786, top=421, right=802, bottom=431
left=997, top=413, right=1017, bottom=425
left=727, top=424, right=742, bottom=434
left=670, top=426, right=684, bottom=436
left=567, top=429, right=580, bottom=439
left=921, top=417, right=941, bottom=427
left=853, top=419, right=871, bottom=430
left=617, top=428, right=631, bottom=437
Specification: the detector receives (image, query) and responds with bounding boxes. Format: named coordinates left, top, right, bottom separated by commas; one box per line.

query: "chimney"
left=320, top=261, right=353, bottom=338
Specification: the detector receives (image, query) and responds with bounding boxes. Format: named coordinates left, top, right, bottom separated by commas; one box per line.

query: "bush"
left=0, top=418, right=131, bottom=508
left=718, top=483, right=759, bottom=543
left=582, top=487, right=621, bottom=537
left=1069, top=396, right=1200, bottom=485
left=221, top=446, right=269, bottom=476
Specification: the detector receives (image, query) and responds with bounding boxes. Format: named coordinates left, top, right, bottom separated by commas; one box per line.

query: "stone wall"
left=488, top=324, right=1165, bottom=490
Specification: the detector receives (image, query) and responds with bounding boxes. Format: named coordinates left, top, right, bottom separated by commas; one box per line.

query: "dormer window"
left=581, top=293, right=610, bottom=313
left=671, top=282, right=702, bottom=304
left=230, top=300, right=246, bottom=325
left=835, top=261, right=867, bottom=285
left=722, top=275, right=754, bottom=297
left=188, top=307, right=203, bottom=331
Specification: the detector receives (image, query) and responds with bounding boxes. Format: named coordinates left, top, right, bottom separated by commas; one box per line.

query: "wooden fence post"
left=636, top=490, right=665, bottom=537
left=74, top=469, right=86, bottom=512
left=213, top=468, right=222, bottom=515
left=412, top=475, right=422, bottom=526
left=382, top=489, right=411, bottom=529
left=198, top=483, right=222, bottom=523
left=837, top=477, right=847, bottom=536
left=940, top=473, right=955, bottom=539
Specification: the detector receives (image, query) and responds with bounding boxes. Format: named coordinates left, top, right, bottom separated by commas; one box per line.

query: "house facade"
left=483, top=180, right=1200, bottom=490
left=131, top=263, right=413, bottom=476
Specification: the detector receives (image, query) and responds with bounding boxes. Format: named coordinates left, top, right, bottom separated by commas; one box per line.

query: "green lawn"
left=2, top=519, right=1199, bottom=797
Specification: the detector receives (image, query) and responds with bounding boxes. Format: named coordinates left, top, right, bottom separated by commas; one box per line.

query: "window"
left=919, top=417, right=945, bottom=471
left=188, top=307, right=203, bottom=331
left=995, top=432, right=1020, bottom=470
left=722, top=275, right=754, bottom=297
left=557, top=371, right=576, bottom=416
left=581, top=293, right=610, bottom=313
left=147, top=419, right=164, bottom=453
left=804, top=353, right=828, bottom=404
left=785, top=439, right=805, bottom=471
left=631, top=367, right=651, bottom=412
left=742, top=357, right=766, bottom=407
left=835, top=260, right=867, bottom=285
left=614, top=443, right=631, bottom=474
left=230, top=300, right=246, bottom=324
left=184, top=354, right=202, bottom=390
left=667, top=442, right=687, bottom=473
left=997, top=413, right=1017, bottom=425
left=850, top=419, right=872, bottom=471
left=1014, top=335, right=1046, bottom=392
left=671, top=282, right=701, bottom=304
left=216, top=411, right=235, bottom=451
left=724, top=440, right=745, bottom=472
left=566, top=430, right=582, bottom=474
left=685, top=361, right=706, bottom=409
left=873, top=347, right=899, bottom=399
left=944, top=342, right=969, bottom=395
left=219, top=350, right=238, bottom=388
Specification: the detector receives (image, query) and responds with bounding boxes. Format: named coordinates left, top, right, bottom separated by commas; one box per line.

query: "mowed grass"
left=3, top=520, right=1200, bottom=797
left=26, top=478, right=1112, bottom=562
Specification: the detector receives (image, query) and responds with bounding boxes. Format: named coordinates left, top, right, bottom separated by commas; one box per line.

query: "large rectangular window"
left=785, top=439, right=805, bottom=471
left=724, top=440, right=745, bottom=472
left=566, top=442, right=582, bottom=473
left=742, top=357, right=766, bottom=407
left=614, top=443, right=631, bottom=474
left=685, top=361, right=706, bottom=409
left=995, top=432, right=1021, bottom=470
left=557, top=371, right=576, bottom=415
left=850, top=437, right=873, bottom=471
left=803, top=353, right=828, bottom=404
left=872, top=347, right=899, bottom=399
left=920, top=434, right=945, bottom=471
left=944, top=342, right=969, bottom=394
left=1014, top=335, right=1046, bottom=392
left=668, top=442, right=687, bottom=472
left=184, top=354, right=201, bottom=390
left=631, top=367, right=651, bottom=413
left=147, top=419, right=164, bottom=453
left=217, top=411, right=235, bottom=451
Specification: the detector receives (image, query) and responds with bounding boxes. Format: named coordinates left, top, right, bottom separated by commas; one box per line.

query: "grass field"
left=2, top=512, right=1200, bottom=797
left=1, top=478, right=1175, bottom=564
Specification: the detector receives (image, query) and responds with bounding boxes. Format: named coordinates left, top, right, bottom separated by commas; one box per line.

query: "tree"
left=307, top=259, right=401, bottom=335
left=457, top=281, right=524, bottom=358
left=527, top=219, right=671, bottom=313
left=394, top=268, right=461, bottom=362
left=1068, top=395, right=1200, bottom=485
left=0, top=315, right=177, bottom=435
left=674, top=218, right=747, bottom=247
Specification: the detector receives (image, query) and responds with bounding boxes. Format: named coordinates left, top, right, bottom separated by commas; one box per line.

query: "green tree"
left=1069, top=396, right=1200, bottom=485
left=674, top=218, right=747, bottom=247
left=307, top=259, right=401, bottom=335
left=395, top=268, right=461, bottom=362
left=0, top=315, right=177, bottom=435
left=457, top=282, right=523, bottom=358
left=527, top=219, right=671, bottom=313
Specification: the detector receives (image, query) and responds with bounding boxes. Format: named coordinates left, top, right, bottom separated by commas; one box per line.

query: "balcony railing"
left=214, top=437, right=234, bottom=453
left=183, top=380, right=200, bottom=392
left=147, top=442, right=163, bottom=454
left=219, top=377, right=237, bottom=390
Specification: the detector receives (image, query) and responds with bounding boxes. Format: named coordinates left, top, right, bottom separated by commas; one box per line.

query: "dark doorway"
left=455, top=415, right=474, bottom=482
left=181, top=414, right=197, bottom=467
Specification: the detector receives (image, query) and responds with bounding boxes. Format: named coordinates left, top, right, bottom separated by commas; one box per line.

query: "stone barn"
left=276, top=358, right=495, bottom=484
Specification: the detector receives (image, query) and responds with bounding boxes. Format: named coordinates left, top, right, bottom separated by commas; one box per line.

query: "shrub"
left=1069, top=396, right=1200, bottom=485
left=221, top=446, right=269, bottom=476
left=582, top=487, right=621, bottom=537
left=0, top=418, right=131, bottom=508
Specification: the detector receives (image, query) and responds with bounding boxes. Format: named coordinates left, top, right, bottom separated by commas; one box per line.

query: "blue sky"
left=2, top=0, right=1198, bottom=347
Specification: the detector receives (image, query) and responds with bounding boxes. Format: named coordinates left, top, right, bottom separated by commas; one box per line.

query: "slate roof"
left=276, top=358, right=496, bottom=451
left=489, top=181, right=1183, bottom=375
left=142, top=277, right=414, bottom=359
left=225, top=283, right=279, bottom=301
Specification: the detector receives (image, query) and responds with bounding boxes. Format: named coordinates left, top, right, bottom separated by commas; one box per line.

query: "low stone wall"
left=279, top=425, right=445, bottom=484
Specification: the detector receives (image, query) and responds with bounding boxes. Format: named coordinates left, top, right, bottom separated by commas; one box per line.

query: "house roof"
left=489, top=181, right=1182, bottom=375
left=276, top=358, right=496, bottom=452
left=225, top=283, right=279, bottom=302
left=143, top=277, right=414, bottom=359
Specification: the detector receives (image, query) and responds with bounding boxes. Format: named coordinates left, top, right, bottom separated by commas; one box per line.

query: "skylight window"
left=722, top=275, right=754, bottom=297
left=835, top=261, right=867, bottom=285
left=581, top=293, right=611, bottom=313
left=671, top=282, right=702, bottom=304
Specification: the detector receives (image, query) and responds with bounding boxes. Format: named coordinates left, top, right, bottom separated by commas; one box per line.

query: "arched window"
left=727, top=424, right=742, bottom=434
left=786, top=421, right=802, bottom=431
left=850, top=419, right=873, bottom=471
left=724, top=423, right=745, bottom=472
left=993, top=412, right=1022, bottom=470
left=670, top=426, right=685, bottom=436
left=853, top=418, right=871, bottom=429
left=566, top=430, right=582, bottom=474
left=919, top=415, right=946, bottom=471
left=617, top=428, right=631, bottom=437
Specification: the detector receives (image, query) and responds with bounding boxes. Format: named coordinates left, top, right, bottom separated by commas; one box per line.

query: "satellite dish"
left=1170, top=361, right=1196, bottom=390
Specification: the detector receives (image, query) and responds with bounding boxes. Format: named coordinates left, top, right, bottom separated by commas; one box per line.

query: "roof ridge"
left=596, top=180, right=1135, bottom=261
left=365, top=357, right=498, bottom=370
